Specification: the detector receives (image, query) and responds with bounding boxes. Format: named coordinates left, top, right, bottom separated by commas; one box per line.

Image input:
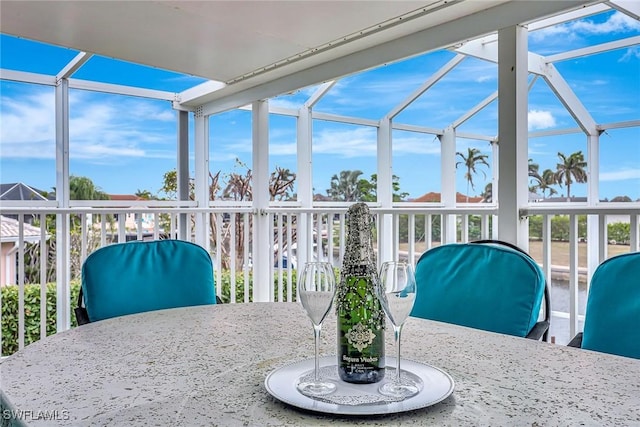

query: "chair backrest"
left=80, top=239, right=216, bottom=323
left=581, top=252, right=640, bottom=359
left=411, top=242, right=547, bottom=338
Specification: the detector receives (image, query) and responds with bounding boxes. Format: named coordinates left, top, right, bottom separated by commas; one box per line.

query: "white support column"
left=569, top=215, right=579, bottom=338
left=586, top=133, right=600, bottom=283
left=296, top=106, right=312, bottom=269
left=491, top=140, right=499, bottom=239
left=378, top=118, right=393, bottom=264
left=441, top=126, right=457, bottom=243
left=194, top=107, right=210, bottom=248
left=177, top=110, right=190, bottom=241
left=252, top=100, right=270, bottom=302
left=55, top=78, right=71, bottom=332
left=497, top=25, right=529, bottom=250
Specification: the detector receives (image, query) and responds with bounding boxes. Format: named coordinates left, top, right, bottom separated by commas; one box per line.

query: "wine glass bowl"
left=377, top=261, right=419, bottom=399
left=297, top=262, right=338, bottom=396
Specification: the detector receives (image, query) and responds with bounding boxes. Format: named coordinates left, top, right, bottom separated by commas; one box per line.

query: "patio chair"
left=411, top=239, right=550, bottom=340
left=75, top=239, right=217, bottom=325
left=567, top=252, right=640, bottom=359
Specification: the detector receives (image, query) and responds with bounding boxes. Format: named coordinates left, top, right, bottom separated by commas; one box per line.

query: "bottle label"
left=345, top=322, right=376, bottom=351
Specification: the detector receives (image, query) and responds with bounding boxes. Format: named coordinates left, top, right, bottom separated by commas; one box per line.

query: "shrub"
left=1, top=270, right=305, bottom=356
left=1, top=281, right=80, bottom=356
left=217, top=269, right=298, bottom=303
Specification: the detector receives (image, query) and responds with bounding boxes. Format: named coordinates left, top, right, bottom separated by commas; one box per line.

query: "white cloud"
left=620, top=46, right=640, bottom=62
left=269, top=98, right=303, bottom=110
left=0, top=88, right=175, bottom=161
left=528, top=110, right=557, bottom=130
left=269, top=142, right=297, bottom=156
left=570, top=11, right=640, bottom=34
left=313, top=127, right=377, bottom=158
left=600, top=169, right=640, bottom=181
left=531, top=11, right=640, bottom=42
left=393, top=134, right=441, bottom=155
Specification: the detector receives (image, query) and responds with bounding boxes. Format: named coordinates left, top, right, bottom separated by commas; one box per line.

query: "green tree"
left=610, top=195, right=632, bottom=202
left=528, top=159, right=542, bottom=184
left=357, top=173, right=409, bottom=202
left=608, top=222, right=630, bottom=244
left=538, top=169, right=559, bottom=199
left=326, top=170, right=363, bottom=201
left=69, top=176, right=110, bottom=200
left=555, top=151, right=587, bottom=200
left=481, top=182, right=492, bottom=203
left=456, top=148, right=489, bottom=202
left=135, top=189, right=155, bottom=200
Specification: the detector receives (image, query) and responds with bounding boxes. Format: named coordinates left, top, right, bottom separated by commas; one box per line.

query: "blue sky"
left=1, top=9, right=639, bottom=201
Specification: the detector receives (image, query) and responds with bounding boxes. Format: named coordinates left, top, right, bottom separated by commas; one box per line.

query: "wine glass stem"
left=394, top=324, right=403, bottom=384
left=313, top=324, right=322, bottom=382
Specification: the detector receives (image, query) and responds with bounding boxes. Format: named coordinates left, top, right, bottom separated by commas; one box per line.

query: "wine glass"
left=296, top=262, right=337, bottom=396
left=377, top=261, right=419, bottom=398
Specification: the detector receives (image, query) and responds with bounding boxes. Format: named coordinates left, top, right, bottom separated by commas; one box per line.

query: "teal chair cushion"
left=81, top=240, right=216, bottom=322
left=581, top=252, right=640, bottom=359
left=411, top=243, right=545, bottom=337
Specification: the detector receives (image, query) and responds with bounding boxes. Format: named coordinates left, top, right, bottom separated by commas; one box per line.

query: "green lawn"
left=398, top=240, right=631, bottom=268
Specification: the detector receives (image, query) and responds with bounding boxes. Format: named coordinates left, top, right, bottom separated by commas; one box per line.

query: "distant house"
left=0, top=182, right=54, bottom=224
left=107, top=194, right=156, bottom=232
left=0, top=182, right=52, bottom=202
left=542, top=196, right=588, bottom=203
left=410, top=192, right=484, bottom=203
left=0, top=215, right=46, bottom=286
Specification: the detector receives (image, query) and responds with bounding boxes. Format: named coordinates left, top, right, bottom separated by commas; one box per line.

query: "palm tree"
left=537, top=169, right=558, bottom=199
left=555, top=151, right=587, bottom=201
left=456, top=148, right=490, bottom=202
left=528, top=159, right=542, bottom=185
left=327, top=170, right=363, bottom=201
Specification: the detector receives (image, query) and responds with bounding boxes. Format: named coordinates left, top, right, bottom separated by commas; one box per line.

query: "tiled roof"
left=108, top=194, right=145, bottom=201
left=0, top=215, right=44, bottom=242
left=411, top=192, right=484, bottom=203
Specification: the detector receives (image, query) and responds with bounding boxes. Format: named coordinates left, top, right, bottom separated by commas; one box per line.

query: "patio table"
left=1, top=302, right=638, bottom=426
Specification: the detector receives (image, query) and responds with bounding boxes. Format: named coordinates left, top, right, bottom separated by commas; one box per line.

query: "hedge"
left=1, top=281, right=81, bottom=356
left=1, top=270, right=301, bottom=356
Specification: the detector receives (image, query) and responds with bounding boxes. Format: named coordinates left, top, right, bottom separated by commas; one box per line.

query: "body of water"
left=549, top=280, right=587, bottom=345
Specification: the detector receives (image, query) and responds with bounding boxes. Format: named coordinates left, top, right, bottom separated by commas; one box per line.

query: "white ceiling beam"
left=238, top=104, right=299, bottom=117
left=56, top=52, right=92, bottom=80
left=451, top=74, right=540, bottom=129
left=312, top=112, right=378, bottom=127
left=386, top=54, right=465, bottom=120
left=527, top=3, right=611, bottom=31
left=606, top=0, right=640, bottom=20
left=529, top=53, right=598, bottom=135
left=598, top=119, right=640, bottom=130
left=529, top=127, right=583, bottom=138
left=0, top=68, right=56, bottom=85
left=452, top=91, right=498, bottom=129
left=456, top=132, right=496, bottom=142
left=304, top=81, right=336, bottom=108
left=391, top=122, right=445, bottom=136
left=546, top=35, right=640, bottom=63
left=179, top=80, right=227, bottom=104
left=195, top=0, right=591, bottom=115
left=451, top=3, right=611, bottom=49
left=69, top=78, right=176, bottom=101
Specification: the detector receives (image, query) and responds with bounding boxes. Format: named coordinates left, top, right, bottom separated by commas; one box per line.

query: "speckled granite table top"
left=1, top=302, right=639, bottom=426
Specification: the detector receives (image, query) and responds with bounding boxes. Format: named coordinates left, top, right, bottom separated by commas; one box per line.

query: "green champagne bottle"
left=336, top=203, right=385, bottom=384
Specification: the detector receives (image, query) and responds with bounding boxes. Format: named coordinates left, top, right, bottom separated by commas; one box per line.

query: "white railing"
left=522, top=204, right=640, bottom=343
left=1, top=203, right=638, bottom=355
